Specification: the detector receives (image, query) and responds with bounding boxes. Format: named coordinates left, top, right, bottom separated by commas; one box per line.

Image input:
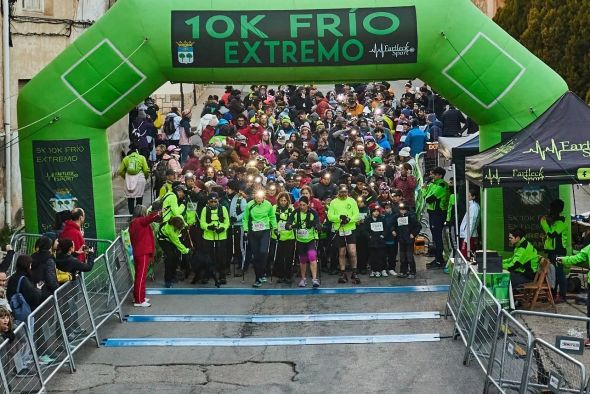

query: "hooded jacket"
left=60, top=220, right=85, bottom=262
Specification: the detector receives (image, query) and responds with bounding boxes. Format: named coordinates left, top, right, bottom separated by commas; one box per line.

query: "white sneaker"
left=381, top=270, right=388, bottom=277
left=369, top=271, right=376, bottom=278
left=298, top=279, right=307, bottom=287
left=133, top=301, right=151, bottom=307
left=388, top=270, right=398, bottom=277
left=375, top=271, right=381, bottom=278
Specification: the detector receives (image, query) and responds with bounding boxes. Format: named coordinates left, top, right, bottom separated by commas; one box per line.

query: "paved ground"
left=46, top=254, right=486, bottom=393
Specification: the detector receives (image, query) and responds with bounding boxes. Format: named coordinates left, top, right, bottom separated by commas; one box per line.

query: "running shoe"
left=369, top=271, right=376, bottom=278
left=427, top=262, right=445, bottom=270
left=39, top=354, right=55, bottom=365
left=312, top=279, right=320, bottom=288
left=407, top=274, right=416, bottom=279
left=338, top=272, right=348, bottom=283
left=374, top=271, right=381, bottom=278
left=397, top=273, right=408, bottom=278
left=252, top=280, right=263, bottom=288
left=381, top=270, right=389, bottom=277
left=388, top=270, right=398, bottom=277
left=351, top=272, right=361, bottom=284
left=260, top=276, right=268, bottom=283
left=298, top=279, right=307, bottom=287
left=133, top=301, right=151, bottom=308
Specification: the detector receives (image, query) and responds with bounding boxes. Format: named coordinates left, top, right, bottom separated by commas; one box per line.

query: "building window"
left=22, top=0, right=44, bottom=12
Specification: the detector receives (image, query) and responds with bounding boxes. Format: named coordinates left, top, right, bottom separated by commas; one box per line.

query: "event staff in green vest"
left=328, top=184, right=361, bottom=284
left=556, top=244, right=590, bottom=346
left=200, top=192, right=230, bottom=285
left=243, top=189, right=277, bottom=288
left=540, top=199, right=568, bottom=303
left=161, top=183, right=187, bottom=224
left=287, top=196, right=321, bottom=288
left=273, top=192, right=295, bottom=284
left=158, top=216, right=190, bottom=288
left=424, top=167, right=450, bottom=270
left=502, top=228, right=540, bottom=289
left=159, top=169, right=177, bottom=199
left=118, top=144, right=150, bottom=214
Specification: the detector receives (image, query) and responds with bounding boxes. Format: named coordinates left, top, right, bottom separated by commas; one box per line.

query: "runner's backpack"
left=163, top=115, right=176, bottom=136
left=153, top=159, right=169, bottom=191
left=10, top=276, right=32, bottom=323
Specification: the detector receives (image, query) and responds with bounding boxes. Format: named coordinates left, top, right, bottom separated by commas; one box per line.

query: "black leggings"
left=248, top=230, right=271, bottom=280
left=159, top=240, right=180, bottom=283
left=274, top=239, right=295, bottom=279
left=127, top=197, right=143, bottom=214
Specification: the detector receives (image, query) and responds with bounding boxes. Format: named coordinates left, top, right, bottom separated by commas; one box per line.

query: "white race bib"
left=339, top=229, right=352, bottom=236
left=397, top=216, right=409, bottom=226
left=252, top=221, right=266, bottom=231
left=358, top=213, right=367, bottom=221
left=278, top=222, right=286, bottom=231
left=370, top=222, right=384, bottom=232
left=297, top=229, right=310, bottom=238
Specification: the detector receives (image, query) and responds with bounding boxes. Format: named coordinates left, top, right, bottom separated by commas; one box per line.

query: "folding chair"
left=519, top=257, right=556, bottom=312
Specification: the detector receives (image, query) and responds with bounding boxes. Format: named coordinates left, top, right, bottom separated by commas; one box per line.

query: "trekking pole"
left=266, top=232, right=272, bottom=283
left=212, top=236, right=220, bottom=288
left=241, top=233, right=247, bottom=283
left=315, top=238, right=321, bottom=283
left=231, top=225, right=236, bottom=278
left=272, top=233, right=279, bottom=282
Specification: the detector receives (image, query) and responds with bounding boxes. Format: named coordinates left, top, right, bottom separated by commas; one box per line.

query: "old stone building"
left=472, top=0, right=505, bottom=17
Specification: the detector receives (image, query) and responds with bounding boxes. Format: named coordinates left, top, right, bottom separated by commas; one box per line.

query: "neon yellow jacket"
left=118, top=152, right=149, bottom=177
left=424, top=178, right=450, bottom=214
left=502, top=237, right=539, bottom=274
left=200, top=205, right=230, bottom=241
left=328, top=197, right=360, bottom=232
left=562, top=244, right=590, bottom=283
left=540, top=216, right=567, bottom=254
left=159, top=222, right=189, bottom=254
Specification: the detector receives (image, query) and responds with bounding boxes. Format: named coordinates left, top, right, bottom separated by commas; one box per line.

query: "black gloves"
left=207, top=225, right=217, bottom=231
left=230, top=217, right=237, bottom=224
left=340, top=215, right=349, bottom=224
left=215, top=227, right=224, bottom=234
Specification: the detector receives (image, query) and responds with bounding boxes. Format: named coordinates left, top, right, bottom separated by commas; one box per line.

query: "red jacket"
left=316, top=98, right=331, bottom=118
left=240, top=125, right=263, bottom=148
left=129, top=212, right=159, bottom=257
left=60, top=220, right=85, bottom=262
left=392, top=174, right=417, bottom=207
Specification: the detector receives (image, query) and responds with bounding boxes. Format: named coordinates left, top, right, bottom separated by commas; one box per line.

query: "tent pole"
left=453, top=164, right=460, bottom=253
left=482, top=188, right=488, bottom=287
left=465, top=179, right=471, bottom=257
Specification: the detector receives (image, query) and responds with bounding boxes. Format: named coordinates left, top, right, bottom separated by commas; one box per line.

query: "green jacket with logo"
left=200, top=205, right=230, bottom=241
left=288, top=209, right=320, bottom=243
left=424, top=178, right=450, bottom=214
left=540, top=216, right=567, bottom=254
left=562, top=243, right=590, bottom=283
left=159, top=222, right=189, bottom=255
left=446, top=193, right=455, bottom=223
left=243, top=200, right=277, bottom=231
left=273, top=205, right=295, bottom=241
left=118, top=152, right=149, bottom=177
left=328, top=197, right=360, bottom=232
left=502, top=237, right=539, bottom=275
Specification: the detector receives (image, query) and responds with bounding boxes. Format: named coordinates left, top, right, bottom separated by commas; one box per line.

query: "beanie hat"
left=399, top=147, right=411, bottom=157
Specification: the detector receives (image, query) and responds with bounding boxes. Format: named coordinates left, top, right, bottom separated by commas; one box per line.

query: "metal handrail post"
left=53, top=294, right=77, bottom=373
left=79, top=275, right=101, bottom=347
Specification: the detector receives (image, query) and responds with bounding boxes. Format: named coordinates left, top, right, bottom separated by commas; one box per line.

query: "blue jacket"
left=383, top=212, right=396, bottom=245
left=405, top=127, right=427, bottom=157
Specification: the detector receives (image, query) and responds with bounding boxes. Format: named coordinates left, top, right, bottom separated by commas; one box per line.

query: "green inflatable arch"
left=18, top=0, right=568, bottom=250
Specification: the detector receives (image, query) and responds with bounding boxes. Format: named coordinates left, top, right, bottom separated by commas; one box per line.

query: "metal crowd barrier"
left=445, top=254, right=590, bottom=393
left=0, top=234, right=134, bottom=393
left=0, top=323, right=44, bottom=393
left=114, top=215, right=132, bottom=234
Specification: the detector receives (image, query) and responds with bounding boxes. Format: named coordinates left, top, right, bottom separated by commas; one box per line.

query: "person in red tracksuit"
left=129, top=205, right=161, bottom=307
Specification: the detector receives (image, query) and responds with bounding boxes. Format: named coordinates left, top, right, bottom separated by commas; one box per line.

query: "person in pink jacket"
left=258, top=131, right=277, bottom=165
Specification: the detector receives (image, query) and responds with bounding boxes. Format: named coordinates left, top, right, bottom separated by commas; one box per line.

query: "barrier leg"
left=104, top=249, right=124, bottom=323
left=80, top=277, right=101, bottom=347
left=462, top=287, right=485, bottom=366
left=53, top=296, right=77, bottom=373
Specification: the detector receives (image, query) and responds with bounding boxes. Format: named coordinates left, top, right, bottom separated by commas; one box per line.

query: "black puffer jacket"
left=30, top=251, right=60, bottom=298
left=55, top=253, right=94, bottom=278
left=7, top=272, right=42, bottom=311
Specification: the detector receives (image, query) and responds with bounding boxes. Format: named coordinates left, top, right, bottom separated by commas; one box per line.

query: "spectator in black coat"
left=30, top=236, right=60, bottom=300
left=393, top=203, right=421, bottom=278
left=441, top=105, right=466, bottom=137
left=7, top=255, right=43, bottom=312
left=55, top=238, right=94, bottom=277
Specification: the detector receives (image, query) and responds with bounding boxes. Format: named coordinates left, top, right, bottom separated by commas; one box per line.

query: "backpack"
left=131, top=121, right=149, bottom=148
left=10, top=276, right=32, bottom=323
left=163, top=115, right=177, bottom=136
left=153, top=159, right=169, bottom=190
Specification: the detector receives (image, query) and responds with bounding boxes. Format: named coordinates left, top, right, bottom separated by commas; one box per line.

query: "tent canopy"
left=466, top=92, right=590, bottom=188
left=438, top=133, right=479, bottom=161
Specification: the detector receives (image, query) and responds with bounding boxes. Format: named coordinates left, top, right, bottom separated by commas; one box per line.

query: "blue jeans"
left=180, top=145, right=191, bottom=165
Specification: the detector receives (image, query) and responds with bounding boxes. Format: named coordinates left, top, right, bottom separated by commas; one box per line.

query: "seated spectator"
left=7, top=255, right=43, bottom=319
left=30, top=236, right=60, bottom=300
left=502, top=228, right=539, bottom=289
left=0, top=307, right=14, bottom=342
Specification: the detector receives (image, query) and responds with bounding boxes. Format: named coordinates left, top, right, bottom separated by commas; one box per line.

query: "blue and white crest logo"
left=177, top=41, right=194, bottom=64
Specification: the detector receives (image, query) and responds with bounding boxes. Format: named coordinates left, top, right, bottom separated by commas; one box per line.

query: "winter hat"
left=399, top=147, right=411, bottom=157
left=335, top=116, right=346, bottom=123
left=369, top=202, right=383, bottom=214
left=311, top=161, right=322, bottom=172
left=300, top=122, right=311, bottom=131
left=167, top=145, right=180, bottom=152
left=281, top=117, right=292, bottom=125
left=309, top=112, right=320, bottom=122
left=325, top=157, right=336, bottom=166
left=222, top=112, right=233, bottom=121
left=364, top=135, right=375, bottom=143
left=218, top=118, right=229, bottom=127
left=427, top=113, right=437, bottom=123
left=207, top=192, right=219, bottom=201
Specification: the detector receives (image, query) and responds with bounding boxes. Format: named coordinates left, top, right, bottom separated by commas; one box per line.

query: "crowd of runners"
left=120, top=82, right=476, bottom=306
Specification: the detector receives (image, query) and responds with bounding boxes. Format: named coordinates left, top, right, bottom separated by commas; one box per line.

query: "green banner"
left=171, top=8, right=418, bottom=67
left=32, top=139, right=96, bottom=238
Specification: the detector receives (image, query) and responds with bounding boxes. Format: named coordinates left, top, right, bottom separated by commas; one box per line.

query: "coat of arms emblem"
left=177, top=41, right=194, bottom=64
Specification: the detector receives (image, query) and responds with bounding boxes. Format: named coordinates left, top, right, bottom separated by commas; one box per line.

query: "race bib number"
left=252, top=221, right=266, bottom=231
left=297, top=229, right=310, bottom=238
left=339, top=229, right=352, bottom=236
left=370, top=222, right=384, bottom=232
left=358, top=213, right=367, bottom=221
left=278, top=222, right=286, bottom=232
left=186, top=202, right=197, bottom=211
left=397, top=217, right=409, bottom=226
